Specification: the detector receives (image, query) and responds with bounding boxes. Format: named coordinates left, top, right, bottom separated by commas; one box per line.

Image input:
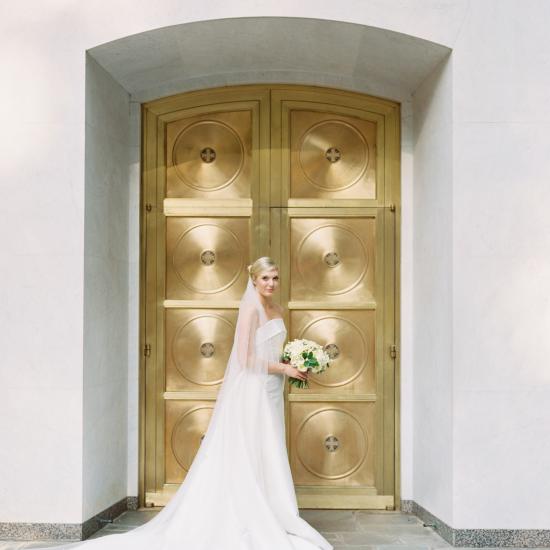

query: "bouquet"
left=281, top=339, right=331, bottom=389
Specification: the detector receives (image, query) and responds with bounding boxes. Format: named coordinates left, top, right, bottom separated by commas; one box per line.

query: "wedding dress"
left=40, top=277, right=333, bottom=550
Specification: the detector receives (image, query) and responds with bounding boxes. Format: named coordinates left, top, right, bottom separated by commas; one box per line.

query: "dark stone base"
left=126, top=496, right=139, bottom=511
left=0, top=496, right=139, bottom=541
left=81, top=497, right=132, bottom=540
left=401, top=499, right=454, bottom=545
left=401, top=499, right=550, bottom=547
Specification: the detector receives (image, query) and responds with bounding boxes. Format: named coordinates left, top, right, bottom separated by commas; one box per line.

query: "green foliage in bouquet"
left=281, top=346, right=330, bottom=390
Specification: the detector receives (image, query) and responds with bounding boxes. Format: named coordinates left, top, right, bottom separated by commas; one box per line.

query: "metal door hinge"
left=144, top=343, right=152, bottom=357
left=389, top=344, right=397, bottom=360
left=389, top=203, right=396, bottom=212
left=145, top=203, right=152, bottom=212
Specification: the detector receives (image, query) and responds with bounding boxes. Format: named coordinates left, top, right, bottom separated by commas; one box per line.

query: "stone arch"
left=88, top=16, right=450, bottom=102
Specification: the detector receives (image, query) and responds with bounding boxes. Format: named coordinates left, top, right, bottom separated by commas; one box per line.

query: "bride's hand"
left=281, top=364, right=308, bottom=381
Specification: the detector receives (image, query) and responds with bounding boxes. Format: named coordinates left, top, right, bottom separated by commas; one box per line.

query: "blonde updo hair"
left=247, top=256, right=279, bottom=284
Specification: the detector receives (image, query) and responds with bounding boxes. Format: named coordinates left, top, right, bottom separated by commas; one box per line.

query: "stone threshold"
left=0, top=496, right=138, bottom=541
left=402, top=499, right=550, bottom=548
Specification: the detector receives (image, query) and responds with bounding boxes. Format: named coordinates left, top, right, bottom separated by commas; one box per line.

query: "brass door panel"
left=166, top=110, right=253, bottom=198
left=290, top=111, right=377, bottom=199
left=166, top=217, right=250, bottom=301
left=142, top=85, right=400, bottom=510
left=289, top=401, right=375, bottom=487
left=289, top=217, right=375, bottom=304
left=289, top=309, right=375, bottom=394
left=166, top=309, right=238, bottom=391
left=165, top=400, right=214, bottom=483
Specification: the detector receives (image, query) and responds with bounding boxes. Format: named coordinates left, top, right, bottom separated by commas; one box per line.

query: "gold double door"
left=141, top=85, right=400, bottom=509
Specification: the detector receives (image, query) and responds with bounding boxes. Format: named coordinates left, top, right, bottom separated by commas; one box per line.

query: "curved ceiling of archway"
left=88, top=17, right=450, bottom=102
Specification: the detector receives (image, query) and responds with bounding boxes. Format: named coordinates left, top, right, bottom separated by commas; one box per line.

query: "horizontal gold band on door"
left=164, top=198, right=253, bottom=217
left=163, top=300, right=377, bottom=310
left=145, top=487, right=394, bottom=510
left=162, top=392, right=377, bottom=402
left=296, top=487, right=394, bottom=510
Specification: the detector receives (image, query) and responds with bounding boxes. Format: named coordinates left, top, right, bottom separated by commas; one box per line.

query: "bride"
left=41, top=257, right=333, bottom=550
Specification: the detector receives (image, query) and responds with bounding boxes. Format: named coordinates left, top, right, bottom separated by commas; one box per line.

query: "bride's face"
left=254, top=268, right=279, bottom=298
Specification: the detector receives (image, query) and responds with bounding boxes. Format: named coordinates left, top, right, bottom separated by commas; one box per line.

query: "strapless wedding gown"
left=45, top=317, right=333, bottom=550
left=256, top=318, right=330, bottom=548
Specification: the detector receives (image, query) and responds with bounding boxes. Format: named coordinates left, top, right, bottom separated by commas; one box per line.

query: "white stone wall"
left=412, top=56, right=454, bottom=524
left=451, top=1, right=550, bottom=529
left=83, top=57, right=131, bottom=520
left=0, top=4, right=87, bottom=523
left=1, top=0, right=549, bottom=530
left=126, top=101, right=141, bottom=502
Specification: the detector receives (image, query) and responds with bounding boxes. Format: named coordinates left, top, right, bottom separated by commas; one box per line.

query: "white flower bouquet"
left=281, top=338, right=331, bottom=389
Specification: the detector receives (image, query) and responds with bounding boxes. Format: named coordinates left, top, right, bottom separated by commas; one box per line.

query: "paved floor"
left=0, top=510, right=547, bottom=550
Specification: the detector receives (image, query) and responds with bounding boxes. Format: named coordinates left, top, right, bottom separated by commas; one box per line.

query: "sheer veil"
left=134, top=274, right=276, bottom=544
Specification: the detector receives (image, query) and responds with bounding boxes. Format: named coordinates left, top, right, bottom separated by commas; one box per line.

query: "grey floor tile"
left=299, top=509, right=359, bottom=533
left=396, top=532, right=451, bottom=548
left=340, top=530, right=403, bottom=545
left=96, top=523, right=135, bottom=533
left=381, top=526, right=442, bottom=537
left=300, top=509, right=356, bottom=521
left=321, top=532, right=344, bottom=543
left=112, top=511, right=158, bottom=527
left=87, top=527, right=131, bottom=540
left=356, top=512, right=422, bottom=527
left=21, top=544, right=78, bottom=549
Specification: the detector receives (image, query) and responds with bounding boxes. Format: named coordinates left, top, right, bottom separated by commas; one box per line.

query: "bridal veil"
left=41, top=275, right=332, bottom=549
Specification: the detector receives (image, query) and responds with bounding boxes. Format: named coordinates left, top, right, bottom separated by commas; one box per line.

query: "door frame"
left=138, top=84, right=401, bottom=509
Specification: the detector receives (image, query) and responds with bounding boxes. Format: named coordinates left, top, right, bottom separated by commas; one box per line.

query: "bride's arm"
left=267, top=360, right=285, bottom=375
left=268, top=360, right=308, bottom=380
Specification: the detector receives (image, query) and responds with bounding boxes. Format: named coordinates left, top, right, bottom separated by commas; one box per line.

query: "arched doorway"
left=86, top=15, right=450, bottom=517
left=141, top=84, right=399, bottom=509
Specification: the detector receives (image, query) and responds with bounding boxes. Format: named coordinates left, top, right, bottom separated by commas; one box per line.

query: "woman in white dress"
left=40, top=257, right=333, bottom=550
